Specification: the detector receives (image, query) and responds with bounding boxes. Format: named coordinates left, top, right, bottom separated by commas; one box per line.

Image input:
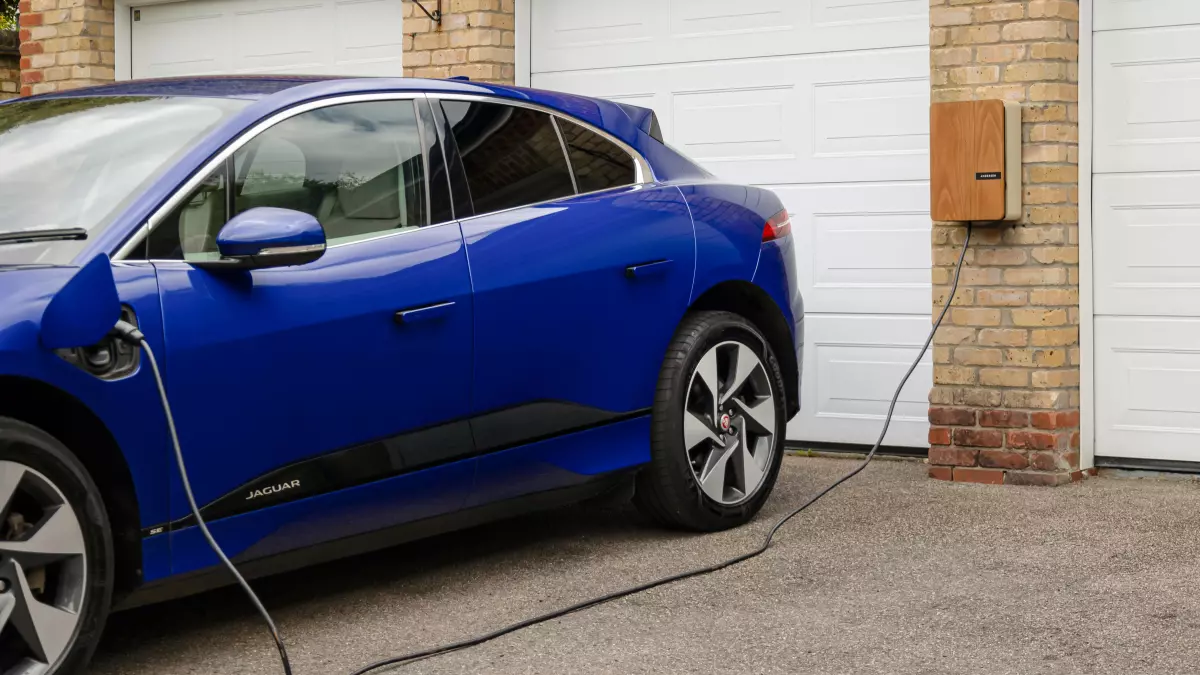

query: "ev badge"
left=720, top=414, right=732, bottom=433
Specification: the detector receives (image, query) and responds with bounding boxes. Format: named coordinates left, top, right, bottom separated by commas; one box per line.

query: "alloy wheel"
left=683, top=340, right=778, bottom=505
left=0, top=460, right=88, bottom=675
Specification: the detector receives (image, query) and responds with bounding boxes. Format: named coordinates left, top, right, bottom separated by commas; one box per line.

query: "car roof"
left=13, top=75, right=664, bottom=159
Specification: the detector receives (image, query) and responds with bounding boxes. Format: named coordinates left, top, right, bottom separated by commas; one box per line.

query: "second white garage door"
left=130, top=0, right=405, bottom=79
left=1094, top=0, right=1200, bottom=463
left=527, top=0, right=933, bottom=446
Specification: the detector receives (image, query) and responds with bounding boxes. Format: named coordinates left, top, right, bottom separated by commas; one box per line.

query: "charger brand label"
left=246, top=479, right=300, bottom=501
left=976, top=172, right=1002, bottom=181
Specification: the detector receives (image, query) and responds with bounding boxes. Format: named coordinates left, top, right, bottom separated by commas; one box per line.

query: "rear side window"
left=556, top=119, right=636, bottom=194
left=441, top=100, right=574, bottom=215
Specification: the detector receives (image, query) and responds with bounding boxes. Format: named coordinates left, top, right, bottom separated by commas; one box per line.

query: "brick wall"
left=17, top=0, right=114, bottom=97
left=0, top=54, right=17, bottom=100
left=928, top=0, right=1088, bottom=486
left=403, top=0, right=514, bottom=84
left=1, top=30, right=17, bottom=99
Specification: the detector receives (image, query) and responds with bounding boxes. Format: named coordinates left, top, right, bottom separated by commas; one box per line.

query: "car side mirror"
left=194, top=207, right=326, bottom=272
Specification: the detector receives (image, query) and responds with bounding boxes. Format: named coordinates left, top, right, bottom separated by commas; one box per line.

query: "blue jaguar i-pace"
left=0, top=76, right=802, bottom=673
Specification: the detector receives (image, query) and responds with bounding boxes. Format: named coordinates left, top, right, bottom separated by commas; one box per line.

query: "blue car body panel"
left=0, top=77, right=803, bottom=597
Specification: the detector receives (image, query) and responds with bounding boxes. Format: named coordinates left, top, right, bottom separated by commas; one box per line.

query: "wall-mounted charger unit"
left=930, top=100, right=1022, bottom=223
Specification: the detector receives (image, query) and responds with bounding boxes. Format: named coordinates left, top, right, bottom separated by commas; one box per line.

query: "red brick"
left=929, top=407, right=976, bottom=426
left=1030, top=451, right=1065, bottom=471
left=20, top=85, right=32, bottom=97
left=19, top=41, right=43, bottom=56
left=19, top=30, right=32, bottom=43
left=953, top=428, right=1004, bottom=448
left=18, top=0, right=30, bottom=11
left=1031, top=410, right=1079, bottom=430
left=1007, top=430, right=1059, bottom=451
left=929, top=446, right=978, bottom=466
left=953, top=467, right=1005, bottom=484
left=979, top=449, right=1030, bottom=469
left=1005, top=470, right=1070, bottom=487
left=1070, top=431, right=1080, bottom=449
left=21, top=71, right=43, bottom=84
left=979, top=410, right=1029, bottom=428
left=19, top=57, right=30, bottom=70
left=929, top=465, right=954, bottom=481
left=929, top=427, right=952, bottom=446
left=19, top=13, right=43, bottom=27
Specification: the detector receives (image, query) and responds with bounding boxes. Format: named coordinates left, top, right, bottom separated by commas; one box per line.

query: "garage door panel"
left=1093, top=173, right=1200, bottom=316
left=131, top=6, right=230, bottom=78
left=530, top=0, right=927, bottom=73
left=1096, top=0, right=1200, bottom=32
left=771, top=182, right=931, bottom=315
left=1095, top=27, right=1200, bottom=174
left=786, top=314, right=932, bottom=447
left=531, top=47, right=930, bottom=186
left=133, top=0, right=404, bottom=79
left=1095, top=317, right=1200, bottom=462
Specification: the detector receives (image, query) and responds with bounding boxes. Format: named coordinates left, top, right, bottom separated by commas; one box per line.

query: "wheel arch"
left=689, top=281, right=799, bottom=418
left=0, top=376, right=143, bottom=600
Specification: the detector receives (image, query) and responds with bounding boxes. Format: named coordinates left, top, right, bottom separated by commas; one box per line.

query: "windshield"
left=0, top=96, right=251, bottom=265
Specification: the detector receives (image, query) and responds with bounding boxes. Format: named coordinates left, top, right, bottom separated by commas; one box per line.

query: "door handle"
left=394, top=301, right=455, bottom=325
left=624, top=259, right=673, bottom=279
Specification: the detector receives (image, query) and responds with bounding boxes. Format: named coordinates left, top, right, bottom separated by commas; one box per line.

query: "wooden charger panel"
left=931, top=100, right=1009, bottom=222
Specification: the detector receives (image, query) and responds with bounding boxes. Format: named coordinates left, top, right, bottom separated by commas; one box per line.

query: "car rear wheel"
left=0, top=417, right=113, bottom=675
left=635, top=311, right=786, bottom=531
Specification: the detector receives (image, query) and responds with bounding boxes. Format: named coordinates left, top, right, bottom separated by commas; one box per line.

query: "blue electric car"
left=0, top=76, right=802, bottom=673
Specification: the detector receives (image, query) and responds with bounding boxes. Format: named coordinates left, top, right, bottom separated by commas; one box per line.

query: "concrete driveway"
left=90, top=455, right=1200, bottom=675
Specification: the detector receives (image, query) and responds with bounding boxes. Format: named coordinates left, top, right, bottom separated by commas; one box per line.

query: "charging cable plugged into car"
left=102, top=225, right=973, bottom=675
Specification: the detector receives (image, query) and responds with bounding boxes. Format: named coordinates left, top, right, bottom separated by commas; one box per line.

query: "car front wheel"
left=635, top=311, right=786, bottom=531
left=0, top=417, right=113, bottom=675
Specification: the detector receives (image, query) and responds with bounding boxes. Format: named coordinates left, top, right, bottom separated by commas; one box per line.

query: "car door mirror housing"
left=195, top=207, right=326, bottom=271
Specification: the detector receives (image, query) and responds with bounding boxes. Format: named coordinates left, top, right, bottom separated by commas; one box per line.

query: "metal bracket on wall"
left=411, top=0, right=442, bottom=25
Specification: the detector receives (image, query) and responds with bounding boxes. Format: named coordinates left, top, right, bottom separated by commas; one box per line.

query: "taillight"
left=762, top=209, right=791, bottom=242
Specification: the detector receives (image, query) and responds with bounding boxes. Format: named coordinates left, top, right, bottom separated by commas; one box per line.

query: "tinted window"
left=557, top=119, right=636, bottom=194
left=142, top=100, right=429, bottom=261
left=441, top=101, right=574, bottom=215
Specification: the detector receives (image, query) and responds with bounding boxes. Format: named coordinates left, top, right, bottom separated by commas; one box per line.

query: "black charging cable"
left=113, top=223, right=971, bottom=675
left=347, top=224, right=974, bottom=674
left=109, top=320, right=295, bottom=675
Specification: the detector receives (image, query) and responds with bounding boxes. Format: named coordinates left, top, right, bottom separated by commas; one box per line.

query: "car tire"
left=634, top=311, right=786, bottom=531
left=0, top=416, right=114, bottom=675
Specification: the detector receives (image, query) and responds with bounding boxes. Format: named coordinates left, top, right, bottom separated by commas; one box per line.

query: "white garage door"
left=1094, top=1, right=1200, bottom=462
left=528, top=0, right=932, bottom=446
left=131, top=0, right=405, bottom=79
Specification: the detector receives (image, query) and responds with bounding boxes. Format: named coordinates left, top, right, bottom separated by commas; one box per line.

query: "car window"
left=139, top=99, right=429, bottom=261
left=440, top=100, right=575, bottom=215
left=556, top=119, right=637, bottom=194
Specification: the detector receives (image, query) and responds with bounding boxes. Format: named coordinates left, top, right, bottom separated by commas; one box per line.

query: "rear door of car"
left=134, top=95, right=478, bottom=572
left=431, top=96, right=696, bottom=503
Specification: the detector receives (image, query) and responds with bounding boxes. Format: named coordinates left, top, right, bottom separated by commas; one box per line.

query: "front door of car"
left=137, top=97, right=476, bottom=571
left=433, top=99, right=696, bottom=502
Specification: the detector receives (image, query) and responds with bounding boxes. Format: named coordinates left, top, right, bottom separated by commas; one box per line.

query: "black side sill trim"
left=119, top=472, right=633, bottom=610
left=141, top=401, right=650, bottom=537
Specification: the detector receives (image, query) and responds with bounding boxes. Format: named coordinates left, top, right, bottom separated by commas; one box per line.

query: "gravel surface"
left=90, top=455, right=1200, bottom=675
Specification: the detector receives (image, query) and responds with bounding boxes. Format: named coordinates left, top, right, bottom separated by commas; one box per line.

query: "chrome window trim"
left=115, top=91, right=656, bottom=262
left=549, top=116, right=579, bottom=194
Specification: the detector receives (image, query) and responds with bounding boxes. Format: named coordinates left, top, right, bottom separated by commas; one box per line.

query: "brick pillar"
left=17, top=0, right=113, bottom=97
left=403, top=0, right=514, bottom=84
left=928, top=0, right=1088, bottom=486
